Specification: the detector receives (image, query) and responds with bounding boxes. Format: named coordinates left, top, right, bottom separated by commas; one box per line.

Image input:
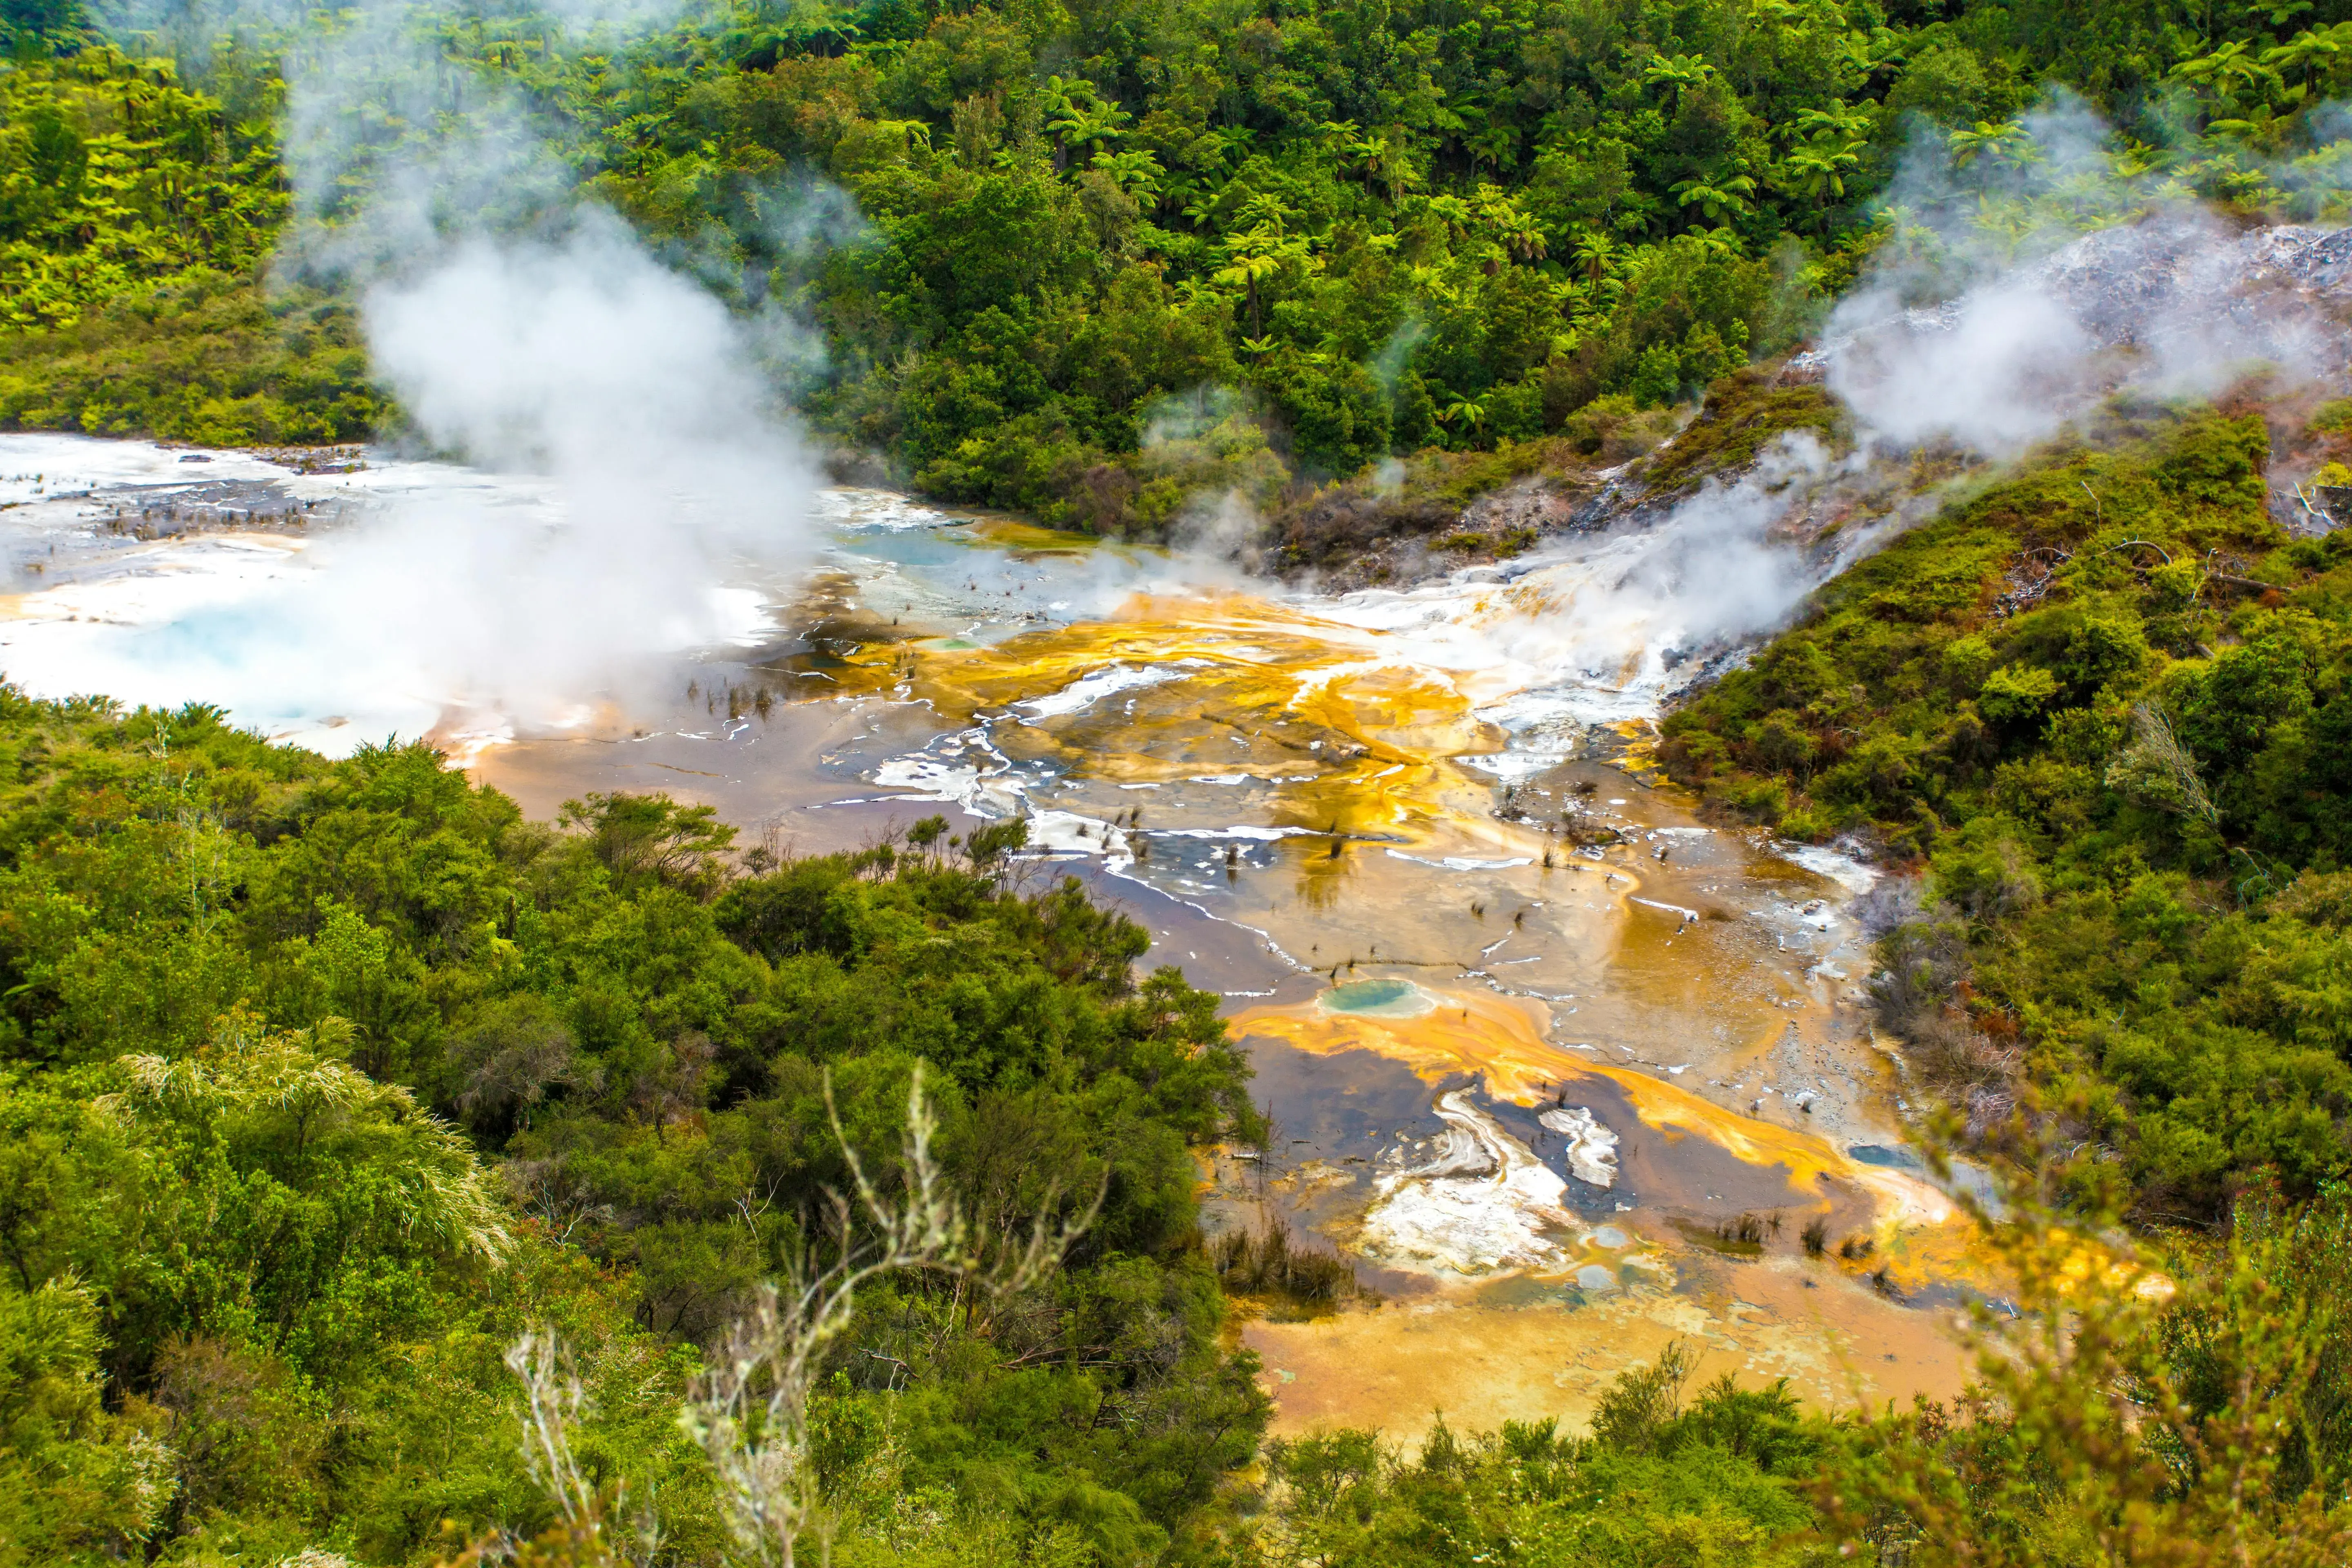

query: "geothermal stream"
left=0, top=426, right=1987, bottom=1440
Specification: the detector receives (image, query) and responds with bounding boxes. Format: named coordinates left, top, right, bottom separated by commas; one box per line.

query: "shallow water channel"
left=0, top=433, right=1979, bottom=1441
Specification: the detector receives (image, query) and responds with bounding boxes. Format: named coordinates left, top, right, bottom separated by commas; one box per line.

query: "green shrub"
left=1660, top=400, right=2352, bottom=1213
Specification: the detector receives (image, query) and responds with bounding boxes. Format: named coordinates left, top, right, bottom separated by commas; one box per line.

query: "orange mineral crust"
left=1244, top=1256, right=1974, bottom=1448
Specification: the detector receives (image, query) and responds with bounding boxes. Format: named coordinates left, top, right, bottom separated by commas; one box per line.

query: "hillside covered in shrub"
left=1662, top=390, right=2352, bottom=1219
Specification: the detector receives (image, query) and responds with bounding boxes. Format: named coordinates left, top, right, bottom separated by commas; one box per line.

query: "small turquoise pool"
left=1320, top=978, right=1434, bottom=1018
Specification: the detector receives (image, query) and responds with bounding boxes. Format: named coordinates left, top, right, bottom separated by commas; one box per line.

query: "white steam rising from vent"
left=31, top=0, right=828, bottom=751
left=1809, top=92, right=2352, bottom=455
left=323, top=221, right=816, bottom=720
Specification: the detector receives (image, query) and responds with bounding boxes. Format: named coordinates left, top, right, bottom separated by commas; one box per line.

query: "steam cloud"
left=1817, top=92, right=2352, bottom=454
left=88, top=0, right=827, bottom=746
left=334, top=221, right=812, bottom=716
left=1489, top=432, right=1882, bottom=721
left=1578, top=434, right=1852, bottom=661
left=1557, top=93, right=2352, bottom=684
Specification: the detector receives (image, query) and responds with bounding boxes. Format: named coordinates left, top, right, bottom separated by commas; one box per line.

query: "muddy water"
left=0, top=434, right=1978, bottom=1438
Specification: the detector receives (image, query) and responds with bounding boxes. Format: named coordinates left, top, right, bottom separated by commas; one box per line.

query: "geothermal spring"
left=0, top=424, right=1995, bottom=1441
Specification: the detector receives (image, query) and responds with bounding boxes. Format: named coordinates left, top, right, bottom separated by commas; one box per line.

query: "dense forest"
left=9, top=0, right=2352, bottom=518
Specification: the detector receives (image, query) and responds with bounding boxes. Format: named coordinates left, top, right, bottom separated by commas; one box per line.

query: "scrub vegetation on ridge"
left=1662, top=392, right=2352, bottom=1221
left=0, top=692, right=1268, bottom=1562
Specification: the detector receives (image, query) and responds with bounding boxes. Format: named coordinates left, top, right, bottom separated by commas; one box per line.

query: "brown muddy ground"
left=1243, top=1258, right=1970, bottom=1450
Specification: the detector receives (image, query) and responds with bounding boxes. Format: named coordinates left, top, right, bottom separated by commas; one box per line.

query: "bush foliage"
left=1662, top=396, right=2352, bottom=1217
left=0, top=691, right=1267, bottom=1561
